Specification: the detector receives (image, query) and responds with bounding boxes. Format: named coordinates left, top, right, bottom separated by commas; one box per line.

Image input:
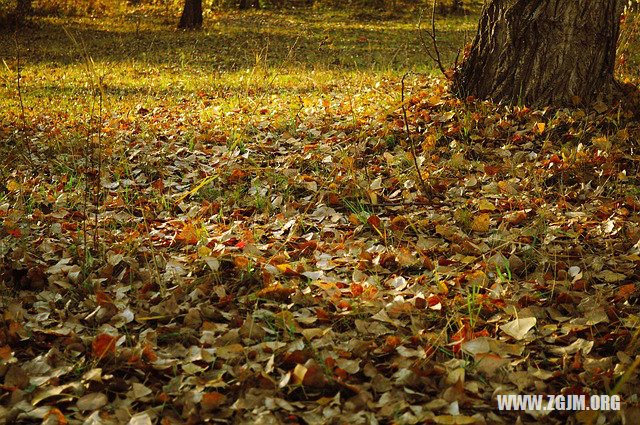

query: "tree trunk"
left=455, top=0, right=624, bottom=107
left=16, top=0, right=33, bottom=16
left=178, top=0, right=202, bottom=29
left=238, top=0, right=260, bottom=9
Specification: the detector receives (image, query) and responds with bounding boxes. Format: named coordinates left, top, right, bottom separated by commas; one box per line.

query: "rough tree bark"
left=178, top=0, right=202, bottom=29
left=455, top=0, right=624, bottom=107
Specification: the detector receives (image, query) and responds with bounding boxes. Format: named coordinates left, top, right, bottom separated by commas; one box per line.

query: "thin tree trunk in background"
left=178, top=0, right=202, bottom=29
left=15, top=0, right=32, bottom=18
left=456, top=0, right=624, bottom=107
left=238, top=0, right=260, bottom=9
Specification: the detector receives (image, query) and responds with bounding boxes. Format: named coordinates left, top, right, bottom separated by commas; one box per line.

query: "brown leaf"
left=367, top=214, right=382, bottom=229
left=76, top=393, right=108, bottom=411
left=3, top=365, right=29, bottom=389
left=390, top=215, right=409, bottom=231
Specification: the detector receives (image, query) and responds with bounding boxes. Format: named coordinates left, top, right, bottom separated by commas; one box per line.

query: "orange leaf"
left=256, top=284, right=295, bottom=302
left=350, top=282, right=363, bottom=297
left=151, top=178, right=164, bottom=191
left=8, top=322, right=23, bottom=339
left=316, top=308, right=332, bottom=322
left=618, top=283, right=636, bottom=299
left=234, top=255, right=249, bottom=269
left=336, top=300, right=351, bottom=310
left=0, top=345, right=11, bottom=359
left=201, top=392, right=226, bottom=412
left=385, top=335, right=401, bottom=348
left=96, top=291, right=114, bottom=307
left=276, top=263, right=300, bottom=277
left=484, top=165, right=500, bottom=176
left=178, top=223, right=199, bottom=245
left=508, top=211, right=527, bottom=225
left=44, top=408, right=67, bottom=425
left=367, top=215, right=382, bottom=229
left=142, top=344, right=158, bottom=362
left=92, top=334, right=118, bottom=358
left=228, top=169, right=247, bottom=182
left=451, top=323, right=472, bottom=354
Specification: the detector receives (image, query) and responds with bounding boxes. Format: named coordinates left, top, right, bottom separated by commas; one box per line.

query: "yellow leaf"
left=592, top=136, right=611, bottom=151
left=293, top=364, right=307, bottom=384
left=7, top=180, right=20, bottom=191
left=535, top=122, right=545, bottom=134
left=422, top=134, right=437, bottom=152
left=434, top=415, right=478, bottom=425
left=198, top=246, right=211, bottom=257
left=471, top=214, right=491, bottom=232
left=477, top=199, right=496, bottom=211
left=428, top=95, right=441, bottom=106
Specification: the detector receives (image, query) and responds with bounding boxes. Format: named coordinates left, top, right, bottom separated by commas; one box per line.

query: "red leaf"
left=484, top=165, right=500, bottom=176
left=350, top=282, right=363, bottom=297
left=367, top=215, right=382, bottom=229
left=44, top=408, right=67, bottom=425
left=96, top=291, right=114, bottom=307
left=385, top=335, right=401, bottom=348
left=451, top=323, right=472, bottom=354
left=228, top=169, right=247, bottom=182
left=142, top=344, right=158, bottom=362
left=0, top=345, right=11, bottom=359
left=92, top=334, right=118, bottom=358
left=201, top=392, right=226, bottom=412
left=617, top=283, right=636, bottom=300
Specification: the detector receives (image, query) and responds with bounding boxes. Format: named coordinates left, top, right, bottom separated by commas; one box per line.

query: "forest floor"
left=2, top=4, right=640, bottom=425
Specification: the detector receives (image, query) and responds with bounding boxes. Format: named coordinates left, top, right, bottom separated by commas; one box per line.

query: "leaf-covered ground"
left=2, top=5, right=640, bottom=425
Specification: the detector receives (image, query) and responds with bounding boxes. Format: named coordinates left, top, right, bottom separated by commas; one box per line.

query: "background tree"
left=455, top=0, right=625, bottom=106
left=238, top=0, right=260, bottom=9
left=16, top=0, right=32, bottom=16
left=178, top=0, right=202, bottom=28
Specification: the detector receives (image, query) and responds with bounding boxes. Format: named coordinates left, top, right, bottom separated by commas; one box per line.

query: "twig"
left=13, top=33, right=34, bottom=166
left=140, top=206, right=165, bottom=298
left=417, top=0, right=447, bottom=77
left=94, top=77, right=103, bottom=251
left=401, top=72, right=431, bottom=197
left=362, top=201, right=436, bottom=208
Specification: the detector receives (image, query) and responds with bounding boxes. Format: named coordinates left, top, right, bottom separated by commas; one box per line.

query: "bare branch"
left=401, top=73, right=431, bottom=198
left=417, top=0, right=447, bottom=77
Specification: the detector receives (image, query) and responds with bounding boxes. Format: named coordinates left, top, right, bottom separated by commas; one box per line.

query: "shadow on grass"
left=0, top=8, right=476, bottom=73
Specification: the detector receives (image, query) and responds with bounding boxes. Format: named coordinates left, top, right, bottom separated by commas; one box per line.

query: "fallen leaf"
left=471, top=213, right=490, bottom=232
left=500, top=317, right=536, bottom=340
left=77, top=393, right=108, bottom=411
